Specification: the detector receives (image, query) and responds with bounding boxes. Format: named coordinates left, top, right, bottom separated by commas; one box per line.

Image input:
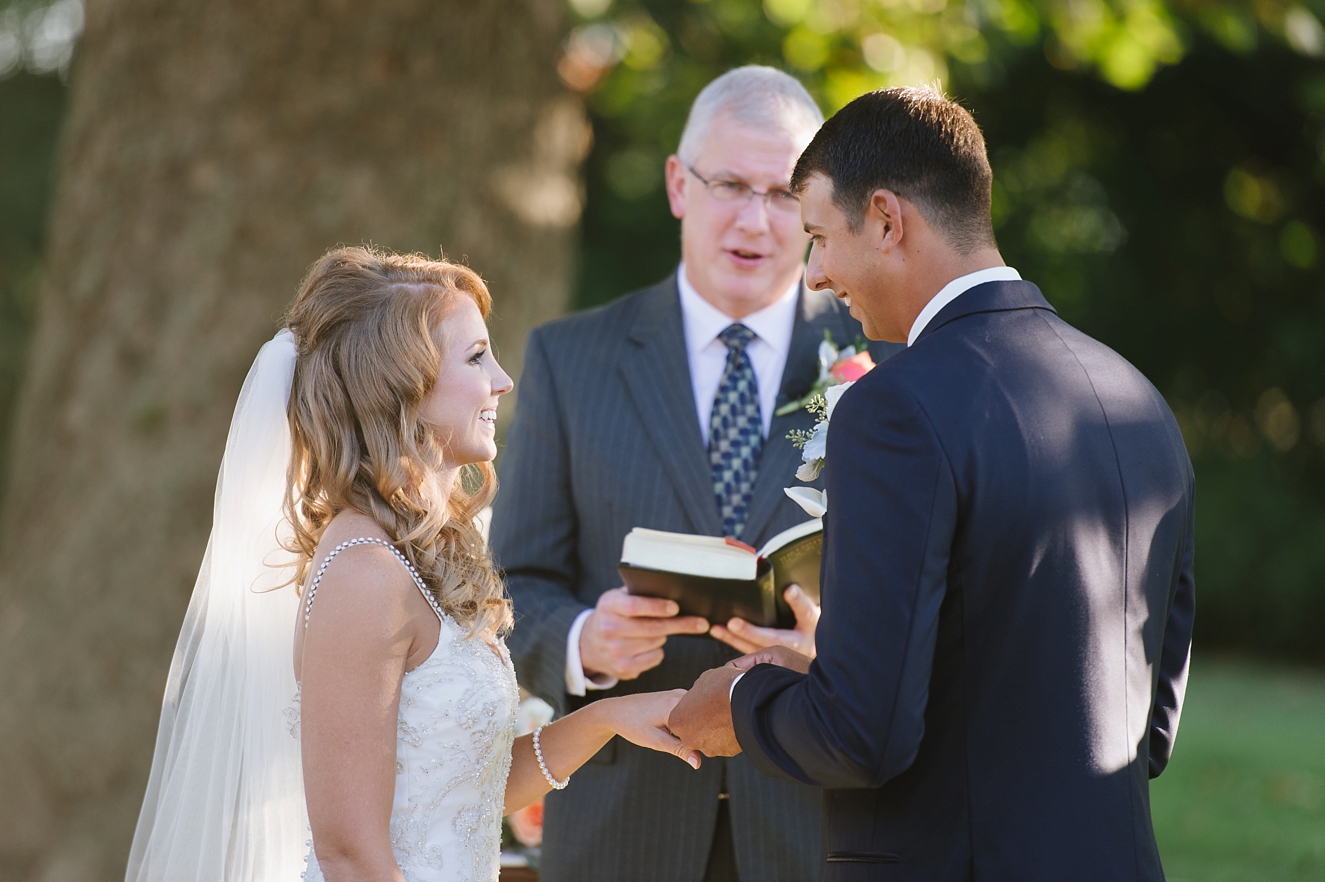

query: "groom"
left=670, top=86, right=1196, bottom=881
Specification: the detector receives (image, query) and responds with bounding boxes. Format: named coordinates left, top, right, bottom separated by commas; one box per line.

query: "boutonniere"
left=774, top=331, right=875, bottom=417
left=783, top=383, right=854, bottom=517
left=778, top=333, right=878, bottom=517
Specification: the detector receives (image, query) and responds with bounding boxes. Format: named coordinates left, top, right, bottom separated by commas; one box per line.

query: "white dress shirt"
left=565, top=265, right=803, bottom=696
left=907, top=266, right=1022, bottom=346
left=678, top=264, right=800, bottom=444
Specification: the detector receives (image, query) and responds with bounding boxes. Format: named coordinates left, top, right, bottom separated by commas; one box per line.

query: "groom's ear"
left=868, top=188, right=904, bottom=253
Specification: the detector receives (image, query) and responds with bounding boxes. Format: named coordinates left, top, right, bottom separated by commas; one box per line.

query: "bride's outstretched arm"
left=503, top=691, right=699, bottom=814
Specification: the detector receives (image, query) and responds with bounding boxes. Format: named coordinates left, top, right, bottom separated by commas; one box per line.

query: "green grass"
left=1152, top=656, right=1325, bottom=882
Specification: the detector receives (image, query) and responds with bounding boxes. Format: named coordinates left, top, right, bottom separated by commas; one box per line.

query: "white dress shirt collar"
left=907, top=265, right=1022, bottom=347
left=677, top=263, right=800, bottom=359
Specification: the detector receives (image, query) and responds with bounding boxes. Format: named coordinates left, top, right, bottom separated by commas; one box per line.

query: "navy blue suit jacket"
left=731, top=280, right=1195, bottom=881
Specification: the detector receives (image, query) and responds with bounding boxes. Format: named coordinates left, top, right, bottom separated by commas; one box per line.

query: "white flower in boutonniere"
left=774, top=331, right=876, bottom=417
left=783, top=381, right=856, bottom=518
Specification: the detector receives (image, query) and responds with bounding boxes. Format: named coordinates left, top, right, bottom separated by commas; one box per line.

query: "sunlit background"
left=0, top=0, right=1323, bottom=879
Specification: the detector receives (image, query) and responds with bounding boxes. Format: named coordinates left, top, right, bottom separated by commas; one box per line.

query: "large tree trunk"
left=0, top=1, right=583, bottom=878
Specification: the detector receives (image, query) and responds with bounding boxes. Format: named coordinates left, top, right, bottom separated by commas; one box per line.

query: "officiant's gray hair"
left=677, top=66, right=823, bottom=164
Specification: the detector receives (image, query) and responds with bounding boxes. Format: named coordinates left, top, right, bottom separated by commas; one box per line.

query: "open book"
left=618, top=519, right=822, bottom=628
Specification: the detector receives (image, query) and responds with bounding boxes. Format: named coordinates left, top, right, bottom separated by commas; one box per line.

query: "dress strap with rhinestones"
left=302, top=537, right=445, bottom=628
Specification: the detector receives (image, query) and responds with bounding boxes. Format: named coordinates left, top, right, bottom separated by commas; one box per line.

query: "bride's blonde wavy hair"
left=283, top=245, right=511, bottom=638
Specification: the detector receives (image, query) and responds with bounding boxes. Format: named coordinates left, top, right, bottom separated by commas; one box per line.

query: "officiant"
left=491, top=66, right=902, bottom=882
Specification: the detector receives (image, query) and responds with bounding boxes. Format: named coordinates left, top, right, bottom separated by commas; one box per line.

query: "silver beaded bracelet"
left=532, top=724, right=570, bottom=790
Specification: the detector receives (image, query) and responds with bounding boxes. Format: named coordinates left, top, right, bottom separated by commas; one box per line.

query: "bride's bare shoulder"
left=306, top=510, right=413, bottom=600
left=295, top=511, right=434, bottom=679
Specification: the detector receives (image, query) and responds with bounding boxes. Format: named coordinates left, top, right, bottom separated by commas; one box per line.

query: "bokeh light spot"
left=1280, top=221, right=1318, bottom=269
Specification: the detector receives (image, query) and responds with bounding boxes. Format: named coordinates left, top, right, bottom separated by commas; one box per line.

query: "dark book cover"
left=619, top=529, right=822, bottom=629
left=769, top=531, right=822, bottom=619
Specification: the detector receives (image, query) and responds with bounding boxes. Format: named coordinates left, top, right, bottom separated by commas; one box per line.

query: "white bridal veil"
left=127, top=330, right=308, bottom=881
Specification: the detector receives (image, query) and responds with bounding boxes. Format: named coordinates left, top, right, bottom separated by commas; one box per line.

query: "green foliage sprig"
left=786, top=393, right=828, bottom=452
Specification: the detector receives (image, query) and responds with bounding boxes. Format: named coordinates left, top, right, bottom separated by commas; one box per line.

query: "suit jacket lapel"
left=619, top=276, right=725, bottom=536
left=741, top=287, right=843, bottom=542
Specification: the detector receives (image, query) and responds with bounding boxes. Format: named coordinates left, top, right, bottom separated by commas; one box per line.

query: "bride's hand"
left=598, top=690, right=702, bottom=770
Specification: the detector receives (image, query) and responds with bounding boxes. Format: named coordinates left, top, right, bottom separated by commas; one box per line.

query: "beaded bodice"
left=291, top=538, right=519, bottom=882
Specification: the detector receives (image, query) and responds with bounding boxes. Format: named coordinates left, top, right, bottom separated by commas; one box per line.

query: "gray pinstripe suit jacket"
left=491, top=275, right=900, bottom=882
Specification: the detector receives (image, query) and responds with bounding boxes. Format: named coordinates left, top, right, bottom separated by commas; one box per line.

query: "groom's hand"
left=581, top=587, right=710, bottom=681
left=728, top=644, right=813, bottom=675
left=668, top=666, right=743, bottom=757
left=710, top=584, right=819, bottom=657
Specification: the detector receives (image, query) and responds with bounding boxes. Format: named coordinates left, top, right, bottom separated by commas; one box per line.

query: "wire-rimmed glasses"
left=685, top=165, right=801, bottom=214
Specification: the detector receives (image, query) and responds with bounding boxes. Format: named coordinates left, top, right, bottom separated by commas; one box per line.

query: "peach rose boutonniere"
left=774, top=332, right=875, bottom=417
left=783, top=334, right=878, bottom=518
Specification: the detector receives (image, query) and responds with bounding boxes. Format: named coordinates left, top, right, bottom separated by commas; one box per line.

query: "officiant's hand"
left=581, top=587, right=711, bottom=681
left=668, top=666, right=743, bottom=758
left=709, top=584, right=819, bottom=657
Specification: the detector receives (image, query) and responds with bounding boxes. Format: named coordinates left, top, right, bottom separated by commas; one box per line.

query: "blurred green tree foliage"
left=0, top=71, right=65, bottom=495
left=2, top=0, right=1323, bottom=659
left=0, top=0, right=78, bottom=493
left=565, top=0, right=1325, bottom=661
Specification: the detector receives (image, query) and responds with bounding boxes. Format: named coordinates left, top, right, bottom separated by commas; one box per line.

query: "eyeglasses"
left=685, top=165, right=801, bottom=214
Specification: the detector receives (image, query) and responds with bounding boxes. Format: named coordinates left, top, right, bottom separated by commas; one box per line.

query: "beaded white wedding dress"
left=289, top=537, right=520, bottom=882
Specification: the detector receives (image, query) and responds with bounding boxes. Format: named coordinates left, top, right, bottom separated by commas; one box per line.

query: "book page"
left=621, top=528, right=757, bottom=580
left=758, top=518, right=823, bottom=559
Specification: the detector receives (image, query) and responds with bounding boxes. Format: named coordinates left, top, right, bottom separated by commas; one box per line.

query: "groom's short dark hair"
left=791, top=86, right=995, bottom=253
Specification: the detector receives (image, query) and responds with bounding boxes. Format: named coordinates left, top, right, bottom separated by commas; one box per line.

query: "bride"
left=126, top=247, right=699, bottom=882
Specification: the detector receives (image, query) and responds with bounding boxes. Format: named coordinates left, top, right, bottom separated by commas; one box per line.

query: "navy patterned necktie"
left=709, top=323, right=763, bottom=539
